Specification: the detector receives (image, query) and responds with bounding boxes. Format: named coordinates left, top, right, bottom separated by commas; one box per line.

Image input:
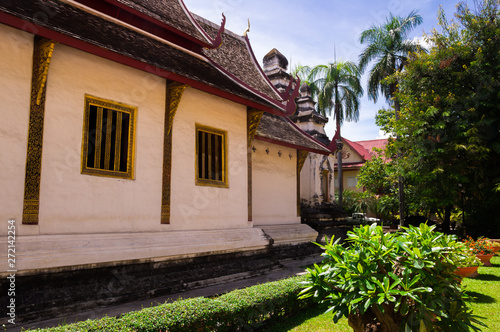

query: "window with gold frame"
left=81, top=95, right=136, bottom=179
left=195, top=124, right=228, bottom=188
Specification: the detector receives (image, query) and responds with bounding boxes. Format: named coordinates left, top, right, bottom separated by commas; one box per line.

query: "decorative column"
left=161, top=81, right=187, bottom=224
left=22, top=37, right=57, bottom=224
left=247, top=109, right=263, bottom=222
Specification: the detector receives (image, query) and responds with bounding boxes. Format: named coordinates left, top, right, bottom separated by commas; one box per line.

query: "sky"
left=183, top=0, right=463, bottom=142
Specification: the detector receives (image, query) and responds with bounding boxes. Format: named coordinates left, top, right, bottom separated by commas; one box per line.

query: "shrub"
left=26, top=276, right=313, bottom=332
left=299, top=223, right=485, bottom=331
left=341, top=190, right=373, bottom=215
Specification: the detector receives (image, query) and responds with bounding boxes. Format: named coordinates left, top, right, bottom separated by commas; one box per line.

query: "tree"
left=357, top=153, right=393, bottom=195
left=307, top=61, right=363, bottom=206
left=359, top=10, right=425, bottom=226
left=385, top=1, right=500, bottom=236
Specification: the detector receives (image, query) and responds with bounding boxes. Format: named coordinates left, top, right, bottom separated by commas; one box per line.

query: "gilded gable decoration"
left=297, top=150, right=309, bottom=173
left=247, top=108, right=263, bottom=146
left=166, top=82, right=188, bottom=136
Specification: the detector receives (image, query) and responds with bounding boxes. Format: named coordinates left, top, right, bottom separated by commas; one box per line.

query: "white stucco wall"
left=252, top=140, right=300, bottom=225
left=299, top=153, right=336, bottom=204
left=297, top=120, right=327, bottom=136
left=0, top=25, right=293, bottom=272
left=35, top=43, right=166, bottom=234
left=300, top=154, right=315, bottom=203
left=0, top=24, right=34, bottom=236
left=170, top=88, right=249, bottom=230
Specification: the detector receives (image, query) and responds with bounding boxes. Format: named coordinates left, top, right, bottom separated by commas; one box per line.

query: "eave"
left=254, top=136, right=330, bottom=155
left=255, top=114, right=331, bottom=155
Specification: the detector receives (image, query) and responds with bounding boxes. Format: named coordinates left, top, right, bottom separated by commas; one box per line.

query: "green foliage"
left=377, top=1, right=500, bottom=236
left=370, top=194, right=399, bottom=223
left=358, top=10, right=425, bottom=103
left=456, top=251, right=482, bottom=268
left=357, top=154, right=394, bottom=195
left=341, top=190, right=373, bottom=215
left=299, top=223, right=485, bottom=331
left=307, top=61, right=363, bottom=121
left=26, top=277, right=314, bottom=332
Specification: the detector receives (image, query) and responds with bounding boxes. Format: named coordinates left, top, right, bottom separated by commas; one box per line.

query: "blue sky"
left=183, top=0, right=461, bottom=141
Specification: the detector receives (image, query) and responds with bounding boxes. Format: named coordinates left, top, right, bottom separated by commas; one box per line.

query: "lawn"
left=259, top=255, right=500, bottom=331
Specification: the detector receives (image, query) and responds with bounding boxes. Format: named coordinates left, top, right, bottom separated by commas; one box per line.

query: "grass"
left=257, top=304, right=350, bottom=332
left=462, top=255, right=500, bottom=331
left=259, top=255, right=500, bottom=331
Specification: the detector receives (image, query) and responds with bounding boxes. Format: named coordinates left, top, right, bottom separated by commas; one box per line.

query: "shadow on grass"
left=472, top=273, right=500, bottom=281
left=466, top=291, right=496, bottom=304
left=256, top=305, right=330, bottom=332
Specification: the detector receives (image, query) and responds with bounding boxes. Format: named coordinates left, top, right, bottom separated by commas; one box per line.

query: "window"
left=347, top=176, right=358, bottom=188
left=81, top=95, right=136, bottom=179
left=195, top=124, right=228, bottom=187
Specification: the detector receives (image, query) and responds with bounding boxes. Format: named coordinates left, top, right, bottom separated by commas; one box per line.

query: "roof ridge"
left=190, top=12, right=245, bottom=41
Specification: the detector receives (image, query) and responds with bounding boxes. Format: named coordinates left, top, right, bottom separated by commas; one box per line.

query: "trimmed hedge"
left=26, top=275, right=313, bottom=331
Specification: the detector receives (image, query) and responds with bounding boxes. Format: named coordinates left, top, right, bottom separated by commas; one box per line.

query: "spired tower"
left=262, top=48, right=291, bottom=94
left=262, top=49, right=335, bottom=206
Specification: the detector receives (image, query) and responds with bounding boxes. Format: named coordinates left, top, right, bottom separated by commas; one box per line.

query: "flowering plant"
left=463, top=236, right=494, bottom=255
left=486, top=239, right=500, bottom=248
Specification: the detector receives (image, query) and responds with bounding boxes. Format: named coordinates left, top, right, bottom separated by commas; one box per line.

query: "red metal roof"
left=334, top=138, right=388, bottom=167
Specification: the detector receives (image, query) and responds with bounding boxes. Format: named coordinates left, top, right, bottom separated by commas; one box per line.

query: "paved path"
left=9, top=255, right=321, bottom=331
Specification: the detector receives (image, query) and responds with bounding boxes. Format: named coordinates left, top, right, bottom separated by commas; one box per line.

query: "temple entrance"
left=321, top=170, right=330, bottom=202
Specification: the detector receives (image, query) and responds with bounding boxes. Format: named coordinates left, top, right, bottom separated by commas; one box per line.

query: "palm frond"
left=359, top=10, right=423, bottom=103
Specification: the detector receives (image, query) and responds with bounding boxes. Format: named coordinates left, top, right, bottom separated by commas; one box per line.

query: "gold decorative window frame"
left=195, top=124, right=228, bottom=188
left=81, top=95, right=136, bottom=179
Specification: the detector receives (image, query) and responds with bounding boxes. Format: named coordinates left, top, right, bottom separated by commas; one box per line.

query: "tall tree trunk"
left=335, top=105, right=343, bottom=207
left=443, top=205, right=452, bottom=233
left=393, top=88, right=405, bottom=227
left=338, top=147, right=343, bottom=207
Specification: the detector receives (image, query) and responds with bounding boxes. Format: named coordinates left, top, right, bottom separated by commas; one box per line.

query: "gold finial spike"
left=243, top=19, right=250, bottom=37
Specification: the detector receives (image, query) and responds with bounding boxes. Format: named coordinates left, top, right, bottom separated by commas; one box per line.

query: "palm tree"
left=307, top=61, right=363, bottom=207
left=358, top=10, right=424, bottom=226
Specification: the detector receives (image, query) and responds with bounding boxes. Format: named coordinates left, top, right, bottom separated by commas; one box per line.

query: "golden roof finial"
left=243, top=19, right=250, bottom=37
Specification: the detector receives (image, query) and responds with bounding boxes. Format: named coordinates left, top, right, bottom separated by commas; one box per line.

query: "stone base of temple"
left=0, top=224, right=319, bottom=326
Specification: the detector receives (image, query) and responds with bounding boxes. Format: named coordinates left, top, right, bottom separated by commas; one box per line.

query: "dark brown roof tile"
left=257, top=113, right=330, bottom=154
left=194, top=14, right=282, bottom=102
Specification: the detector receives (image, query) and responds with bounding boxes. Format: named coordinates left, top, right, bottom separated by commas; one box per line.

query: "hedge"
left=25, top=275, right=313, bottom=331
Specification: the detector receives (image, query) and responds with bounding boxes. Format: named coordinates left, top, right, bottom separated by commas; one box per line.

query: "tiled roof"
left=1, top=0, right=331, bottom=152
left=256, top=114, right=330, bottom=154
left=195, top=14, right=282, bottom=102
left=355, top=139, right=388, bottom=158
left=343, top=138, right=387, bottom=162
left=115, top=0, right=209, bottom=44
left=0, top=0, right=281, bottom=112
left=343, top=138, right=372, bottom=161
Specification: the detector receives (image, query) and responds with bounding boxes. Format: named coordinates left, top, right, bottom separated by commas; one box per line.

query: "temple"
left=0, top=0, right=331, bottom=324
